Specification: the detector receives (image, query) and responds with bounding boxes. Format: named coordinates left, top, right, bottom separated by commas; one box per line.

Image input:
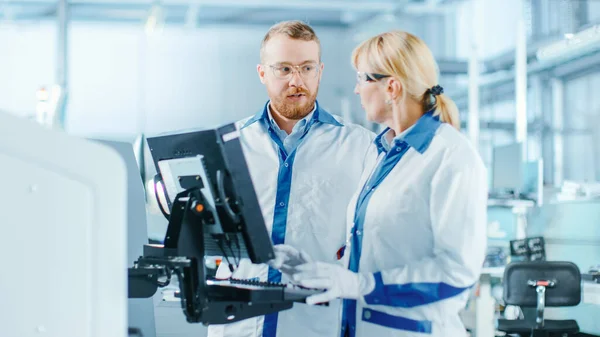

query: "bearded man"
left=207, top=20, right=376, bottom=337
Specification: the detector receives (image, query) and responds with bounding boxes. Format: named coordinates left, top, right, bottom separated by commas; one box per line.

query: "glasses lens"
left=301, top=64, right=318, bottom=78
left=272, top=64, right=319, bottom=79
left=357, top=72, right=368, bottom=84
left=273, top=66, right=292, bottom=78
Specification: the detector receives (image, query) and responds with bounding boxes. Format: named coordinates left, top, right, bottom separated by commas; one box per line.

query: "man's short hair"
left=260, top=20, right=321, bottom=63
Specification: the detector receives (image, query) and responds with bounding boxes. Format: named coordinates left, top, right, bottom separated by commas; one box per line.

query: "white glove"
left=267, top=244, right=313, bottom=276
left=291, top=262, right=375, bottom=305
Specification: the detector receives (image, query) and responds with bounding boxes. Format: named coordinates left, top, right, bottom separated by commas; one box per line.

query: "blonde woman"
left=277, top=31, right=488, bottom=337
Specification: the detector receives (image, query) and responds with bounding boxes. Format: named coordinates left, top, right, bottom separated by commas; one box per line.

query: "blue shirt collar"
left=242, top=100, right=343, bottom=129
left=374, top=112, right=442, bottom=155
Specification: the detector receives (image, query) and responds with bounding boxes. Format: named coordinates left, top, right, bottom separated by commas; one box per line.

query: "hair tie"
left=429, top=85, right=444, bottom=96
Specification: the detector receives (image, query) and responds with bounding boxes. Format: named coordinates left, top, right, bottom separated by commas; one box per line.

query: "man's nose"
left=288, top=69, right=305, bottom=87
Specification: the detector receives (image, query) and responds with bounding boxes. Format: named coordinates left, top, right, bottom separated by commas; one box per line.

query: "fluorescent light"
left=537, top=25, right=600, bottom=62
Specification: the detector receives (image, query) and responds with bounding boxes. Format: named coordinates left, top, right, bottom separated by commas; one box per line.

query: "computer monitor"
left=146, top=123, right=274, bottom=264
left=492, top=142, right=524, bottom=195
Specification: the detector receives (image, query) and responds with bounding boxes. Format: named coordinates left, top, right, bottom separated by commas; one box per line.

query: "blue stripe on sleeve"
left=364, top=272, right=471, bottom=308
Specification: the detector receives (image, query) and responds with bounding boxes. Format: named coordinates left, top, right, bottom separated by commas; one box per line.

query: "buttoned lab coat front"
left=341, top=114, right=488, bottom=337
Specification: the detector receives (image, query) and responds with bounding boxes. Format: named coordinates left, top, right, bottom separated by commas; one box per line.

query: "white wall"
left=0, top=22, right=56, bottom=117
left=454, top=0, right=520, bottom=59
left=1, top=21, right=357, bottom=138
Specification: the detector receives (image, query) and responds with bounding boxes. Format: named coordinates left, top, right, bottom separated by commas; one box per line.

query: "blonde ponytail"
left=433, top=94, right=460, bottom=130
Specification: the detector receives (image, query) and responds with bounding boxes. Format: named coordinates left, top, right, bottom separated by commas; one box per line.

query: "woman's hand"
left=291, top=262, right=375, bottom=305
left=267, top=244, right=313, bottom=276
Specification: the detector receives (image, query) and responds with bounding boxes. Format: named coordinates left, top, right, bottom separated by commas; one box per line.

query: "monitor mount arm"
left=128, top=176, right=292, bottom=325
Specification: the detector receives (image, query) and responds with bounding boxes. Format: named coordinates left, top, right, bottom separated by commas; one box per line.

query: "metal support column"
left=515, top=0, right=528, bottom=157
left=529, top=76, right=543, bottom=160
left=467, top=0, right=483, bottom=148
left=54, top=0, right=69, bottom=129
left=551, top=78, right=564, bottom=187
left=540, top=74, right=554, bottom=185
left=470, top=3, right=495, bottom=335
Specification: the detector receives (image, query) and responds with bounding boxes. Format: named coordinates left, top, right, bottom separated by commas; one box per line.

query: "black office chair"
left=497, top=261, right=581, bottom=337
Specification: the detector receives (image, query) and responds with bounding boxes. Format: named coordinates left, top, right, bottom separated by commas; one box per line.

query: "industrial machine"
left=0, top=112, right=128, bottom=337
left=127, top=123, right=322, bottom=325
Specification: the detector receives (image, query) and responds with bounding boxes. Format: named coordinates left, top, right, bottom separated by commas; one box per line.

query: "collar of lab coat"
left=374, top=111, right=441, bottom=155
left=241, top=100, right=343, bottom=129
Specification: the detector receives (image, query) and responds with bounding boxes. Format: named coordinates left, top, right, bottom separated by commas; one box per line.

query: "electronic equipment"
left=1, top=112, right=127, bottom=337
left=492, top=142, right=523, bottom=197
left=128, top=123, right=323, bottom=325
left=510, top=236, right=546, bottom=262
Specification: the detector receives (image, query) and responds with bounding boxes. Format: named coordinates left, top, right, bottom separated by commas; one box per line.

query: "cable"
left=225, top=236, right=238, bottom=270
left=233, top=233, right=241, bottom=267
left=216, top=170, right=240, bottom=223
left=156, top=266, right=172, bottom=287
left=224, top=233, right=240, bottom=268
left=216, top=237, right=236, bottom=273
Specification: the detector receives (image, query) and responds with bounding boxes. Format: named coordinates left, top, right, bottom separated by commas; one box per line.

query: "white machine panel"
left=0, top=112, right=128, bottom=337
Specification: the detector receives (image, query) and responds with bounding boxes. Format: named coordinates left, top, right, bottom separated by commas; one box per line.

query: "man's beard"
left=269, top=87, right=318, bottom=120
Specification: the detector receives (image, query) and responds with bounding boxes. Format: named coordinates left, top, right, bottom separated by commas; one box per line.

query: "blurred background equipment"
left=510, top=236, right=546, bottom=262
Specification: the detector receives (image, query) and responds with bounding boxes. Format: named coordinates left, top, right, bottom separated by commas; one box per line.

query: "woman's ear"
left=386, top=78, right=403, bottom=101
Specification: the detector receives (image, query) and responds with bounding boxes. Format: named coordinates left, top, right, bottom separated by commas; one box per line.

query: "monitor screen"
left=492, top=142, right=523, bottom=194
left=146, top=123, right=274, bottom=264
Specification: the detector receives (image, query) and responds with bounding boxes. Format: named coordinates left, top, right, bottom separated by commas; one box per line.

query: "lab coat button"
left=364, top=310, right=371, bottom=320
left=284, top=163, right=289, bottom=167
left=279, top=202, right=285, bottom=207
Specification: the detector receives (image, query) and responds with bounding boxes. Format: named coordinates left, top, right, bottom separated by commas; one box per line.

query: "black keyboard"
left=206, top=278, right=325, bottom=303
left=229, top=278, right=287, bottom=288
